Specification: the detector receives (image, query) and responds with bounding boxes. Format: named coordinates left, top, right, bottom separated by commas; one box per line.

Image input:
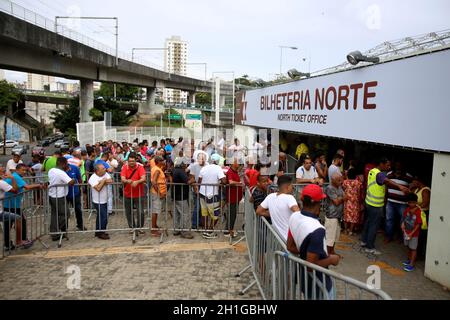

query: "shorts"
left=200, top=194, right=221, bottom=220
left=151, top=193, right=166, bottom=214
left=404, top=237, right=419, bottom=250
left=325, top=217, right=341, bottom=247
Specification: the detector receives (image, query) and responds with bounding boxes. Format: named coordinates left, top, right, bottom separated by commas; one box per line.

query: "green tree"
left=89, top=98, right=131, bottom=126
left=50, top=97, right=80, bottom=133
left=195, top=92, right=212, bottom=105
left=0, top=80, right=20, bottom=113
left=95, top=83, right=140, bottom=100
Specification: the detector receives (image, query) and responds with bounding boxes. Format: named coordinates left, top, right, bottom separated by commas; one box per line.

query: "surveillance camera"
left=347, top=51, right=380, bottom=65
left=287, top=69, right=310, bottom=80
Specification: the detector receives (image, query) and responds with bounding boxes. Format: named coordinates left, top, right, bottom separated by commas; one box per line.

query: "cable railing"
left=0, top=0, right=206, bottom=81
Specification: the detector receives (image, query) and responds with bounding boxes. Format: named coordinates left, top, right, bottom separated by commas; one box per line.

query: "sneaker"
left=404, top=265, right=415, bottom=272
left=138, top=230, right=145, bottom=235
left=224, top=231, right=231, bottom=238
left=360, top=241, right=367, bottom=247
left=181, top=232, right=194, bottom=239
left=365, top=248, right=382, bottom=255
left=402, top=260, right=411, bottom=266
left=173, top=231, right=181, bottom=236
left=202, top=232, right=218, bottom=239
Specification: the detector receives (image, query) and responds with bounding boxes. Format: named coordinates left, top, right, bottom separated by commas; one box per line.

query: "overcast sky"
left=3, top=0, right=450, bottom=83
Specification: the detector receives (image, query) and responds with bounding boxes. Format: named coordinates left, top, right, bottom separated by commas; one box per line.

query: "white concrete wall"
left=425, top=153, right=450, bottom=289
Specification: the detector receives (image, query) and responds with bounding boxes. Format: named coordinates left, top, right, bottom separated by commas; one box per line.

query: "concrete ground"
left=0, top=209, right=449, bottom=300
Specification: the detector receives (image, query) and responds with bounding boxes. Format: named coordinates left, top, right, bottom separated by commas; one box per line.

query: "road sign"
left=168, top=114, right=182, bottom=120
left=186, top=114, right=202, bottom=120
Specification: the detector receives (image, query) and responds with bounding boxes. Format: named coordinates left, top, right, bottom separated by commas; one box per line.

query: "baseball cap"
left=301, top=184, right=327, bottom=201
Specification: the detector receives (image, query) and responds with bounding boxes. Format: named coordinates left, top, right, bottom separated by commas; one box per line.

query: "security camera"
left=287, top=69, right=310, bottom=80
left=347, top=51, right=380, bottom=65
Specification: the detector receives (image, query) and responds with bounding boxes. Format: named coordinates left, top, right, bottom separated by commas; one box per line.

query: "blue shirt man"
left=4, top=172, right=26, bottom=210
left=66, top=164, right=82, bottom=198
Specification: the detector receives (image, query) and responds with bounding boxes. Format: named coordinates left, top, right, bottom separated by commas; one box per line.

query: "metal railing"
left=272, top=251, right=392, bottom=300
left=0, top=0, right=205, bottom=80
left=237, top=184, right=392, bottom=300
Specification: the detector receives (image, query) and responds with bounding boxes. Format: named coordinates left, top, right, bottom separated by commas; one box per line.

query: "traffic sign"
left=168, top=114, right=182, bottom=120
left=186, top=114, right=202, bottom=120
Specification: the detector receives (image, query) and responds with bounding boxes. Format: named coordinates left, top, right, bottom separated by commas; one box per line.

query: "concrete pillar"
left=425, top=153, right=450, bottom=289
left=138, top=87, right=156, bottom=115
left=79, top=79, right=94, bottom=122
left=147, top=87, right=156, bottom=105
left=188, top=92, right=196, bottom=105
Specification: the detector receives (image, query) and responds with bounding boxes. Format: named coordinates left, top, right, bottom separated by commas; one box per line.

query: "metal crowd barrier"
left=237, top=184, right=392, bottom=300
left=1, top=188, right=49, bottom=258
left=272, top=251, right=392, bottom=300
left=236, top=188, right=288, bottom=300
left=40, top=178, right=246, bottom=248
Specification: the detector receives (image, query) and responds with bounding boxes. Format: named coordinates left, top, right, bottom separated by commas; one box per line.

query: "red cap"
left=301, top=184, right=327, bottom=201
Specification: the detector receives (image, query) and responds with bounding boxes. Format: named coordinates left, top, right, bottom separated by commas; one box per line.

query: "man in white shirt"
left=328, top=153, right=344, bottom=182
left=89, top=163, right=113, bottom=240
left=48, top=157, right=75, bottom=241
left=188, top=152, right=207, bottom=229
left=256, top=175, right=300, bottom=242
left=296, top=157, right=322, bottom=185
left=197, top=153, right=227, bottom=239
left=6, top=153, right=23, bottom=175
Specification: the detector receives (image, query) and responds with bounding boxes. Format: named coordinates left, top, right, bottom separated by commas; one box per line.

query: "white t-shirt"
left=217, top=138, right=225, bottom=152
left=199, top=164, right=226, bottom=197
left=89, top=173, right=111, bottom=204
left=296, top=165, right=319, bottom=180
left=289, top=212, right=327, bottom=253
left=6, top=159, right=23, bottom=175
left=187, top=163, right=206, bottom=183
left=48, top=168, right=73, bottom=198
left=32, top=163, right=44, bottom=183
left=328, top=164, right=342, bottom=182
left=0, top=180, right=13, bottom=213
left=108, top=159, right=119, bottom=169
left=260, top=193, right=298, bottom=242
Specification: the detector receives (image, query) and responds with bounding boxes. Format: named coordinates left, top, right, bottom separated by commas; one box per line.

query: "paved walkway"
left=0, top=232, right=260, bottom=300
left=1, top=215, right=449, bottom=300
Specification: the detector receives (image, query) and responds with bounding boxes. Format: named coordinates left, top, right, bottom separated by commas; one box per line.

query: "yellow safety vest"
left=365, top=168, right=386, bottom=207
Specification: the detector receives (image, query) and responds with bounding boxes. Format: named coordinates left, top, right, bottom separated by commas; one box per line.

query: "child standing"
left=401, top=193, right=423, bottom=272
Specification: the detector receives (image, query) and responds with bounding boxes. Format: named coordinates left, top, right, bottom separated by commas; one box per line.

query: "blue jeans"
left=192, top=193, right=200, bottom=229
left=385, top=201, right=407, bottom=241
left=361, top=204, right=383, bottom=250
left=94, top=203, right=108, bottom=234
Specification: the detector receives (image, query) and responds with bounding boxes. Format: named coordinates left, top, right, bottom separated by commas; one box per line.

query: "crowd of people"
left=0, top=134, right=432, bottom=276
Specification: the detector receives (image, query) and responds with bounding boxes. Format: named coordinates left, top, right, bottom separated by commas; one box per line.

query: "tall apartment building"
left=164, top=36, right=188, bottom=104
left=26, top=73, right=55, bottom=90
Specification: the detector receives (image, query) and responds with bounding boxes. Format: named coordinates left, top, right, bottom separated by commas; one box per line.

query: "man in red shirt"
left=225, top=159, right=244, bottom=238
left=244, top=162, right=261, bottom=188
left=121, top=153, right=147, bottom=235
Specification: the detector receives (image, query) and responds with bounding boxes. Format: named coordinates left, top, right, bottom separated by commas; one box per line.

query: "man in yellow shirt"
left=151, top=156, right=167, bottom=237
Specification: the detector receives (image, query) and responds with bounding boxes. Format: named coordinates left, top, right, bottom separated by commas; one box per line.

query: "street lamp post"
left=279, top=46, right=298, bottom=77
left=55, top=16, right=119, bottom=98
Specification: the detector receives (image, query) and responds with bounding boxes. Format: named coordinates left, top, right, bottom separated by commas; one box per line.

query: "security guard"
left=361, top=157, right=409, bottom=255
